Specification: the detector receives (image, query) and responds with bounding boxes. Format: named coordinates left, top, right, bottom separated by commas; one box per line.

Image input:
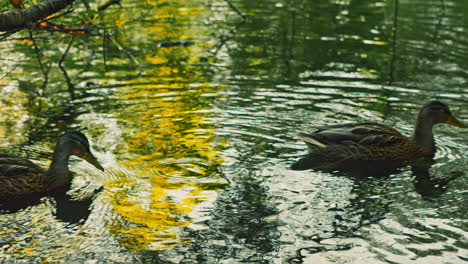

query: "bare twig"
left=108, top=35, right=139, bottom=66
left=224, top=0, right=246, bottom=21
left=430, top=0, right=446, bottom=43
left=39, top=8, right=75, bottom=22
left=388, top=0, right=399, bottom=86
left=211, top=0, right=246, bottom=56
left=58, top=36, right=76, bottom=99
left=0, top=60, right=23, bottom=80
left=0, top=30, right=18, bottom=41
left=210, top=19, right=245, bottom=56
left=81, top=0, right=92, bottom=12
left=103, top=29, right=108, bottom=72
left=34, top=21, right=96, bottom=35
left=98, top=0, right=121, bottom=11
left=29, top=30, right=51, bottom=92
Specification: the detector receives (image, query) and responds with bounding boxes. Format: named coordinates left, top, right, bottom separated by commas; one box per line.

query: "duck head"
left=418, top=101, right=465, bottom=128
left=412, top=101, right=465, bottom=151
left=57, top=130, right=105, bottom=171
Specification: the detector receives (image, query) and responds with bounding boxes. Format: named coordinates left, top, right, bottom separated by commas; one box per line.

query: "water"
left=0, top=0, right=466, bottom=263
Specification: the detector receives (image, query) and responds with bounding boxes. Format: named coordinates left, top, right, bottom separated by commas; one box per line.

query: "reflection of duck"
left=0, top=130, right=104, bottom=205
left=292, top=101, right=465, bottom=170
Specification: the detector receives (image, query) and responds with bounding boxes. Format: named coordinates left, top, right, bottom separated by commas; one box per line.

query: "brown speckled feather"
left=297, top=122, right=432, bottom=162
left=0, top=154, right=50, bottom=199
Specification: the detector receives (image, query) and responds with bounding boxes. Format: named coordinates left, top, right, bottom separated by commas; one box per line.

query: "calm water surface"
left=0, top=0, right=466, bottom=263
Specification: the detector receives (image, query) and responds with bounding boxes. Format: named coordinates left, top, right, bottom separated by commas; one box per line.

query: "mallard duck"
left=0, top=130, right=104, bottom=205
left=292, top=101, right=465, bottom=170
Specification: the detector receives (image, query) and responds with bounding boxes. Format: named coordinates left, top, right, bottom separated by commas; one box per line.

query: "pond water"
left=0, top=0, right=466, bottom=263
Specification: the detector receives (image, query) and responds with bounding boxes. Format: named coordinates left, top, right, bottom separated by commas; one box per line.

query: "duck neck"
left=412, top=114, right=435, bottom=153
left=47, top=145, right=72, bottom=189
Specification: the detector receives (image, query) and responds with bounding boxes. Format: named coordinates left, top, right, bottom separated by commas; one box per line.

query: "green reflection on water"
left=0, top=0, right=228, bottom=255
left=0, top=0, right=467, bottom=262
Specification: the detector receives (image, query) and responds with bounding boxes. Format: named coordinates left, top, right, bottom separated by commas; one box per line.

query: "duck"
left=0, top=130, right=104, bottom=206
left=292, top=101, right=465, bottom=171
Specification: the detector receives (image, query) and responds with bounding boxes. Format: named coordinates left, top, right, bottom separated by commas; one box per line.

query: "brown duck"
left=0, top=130, right=104, bottom=205
left=292, top=101, right=465, bottom=170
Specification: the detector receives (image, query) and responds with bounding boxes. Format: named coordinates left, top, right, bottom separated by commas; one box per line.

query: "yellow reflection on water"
left=104, top=1, right=226, bottom=252
left=0, top=80, right=29, bottom=146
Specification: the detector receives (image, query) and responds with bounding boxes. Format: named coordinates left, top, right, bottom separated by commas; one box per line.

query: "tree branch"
left=0, top=0, right=75, bottom=31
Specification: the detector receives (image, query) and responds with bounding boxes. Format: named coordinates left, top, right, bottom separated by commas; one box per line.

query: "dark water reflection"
left=0, top=0, right=467, bottom=263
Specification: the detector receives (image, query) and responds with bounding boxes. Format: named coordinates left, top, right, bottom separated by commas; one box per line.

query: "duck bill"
left=446, top=115, right=466, bottom=128
left=83, top=152, right=105, bottom=171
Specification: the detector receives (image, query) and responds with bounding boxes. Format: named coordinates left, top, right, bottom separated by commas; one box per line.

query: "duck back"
left=0, top=154, right=50, bottom=200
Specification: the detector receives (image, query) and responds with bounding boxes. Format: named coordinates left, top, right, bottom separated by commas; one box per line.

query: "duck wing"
left=297, top=122, right=404, bottom=149
left=0, top=154, right=49, bottom=198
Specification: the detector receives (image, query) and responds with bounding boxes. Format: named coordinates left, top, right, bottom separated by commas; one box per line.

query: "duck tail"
left=290, top=156, right=312, bottom=170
